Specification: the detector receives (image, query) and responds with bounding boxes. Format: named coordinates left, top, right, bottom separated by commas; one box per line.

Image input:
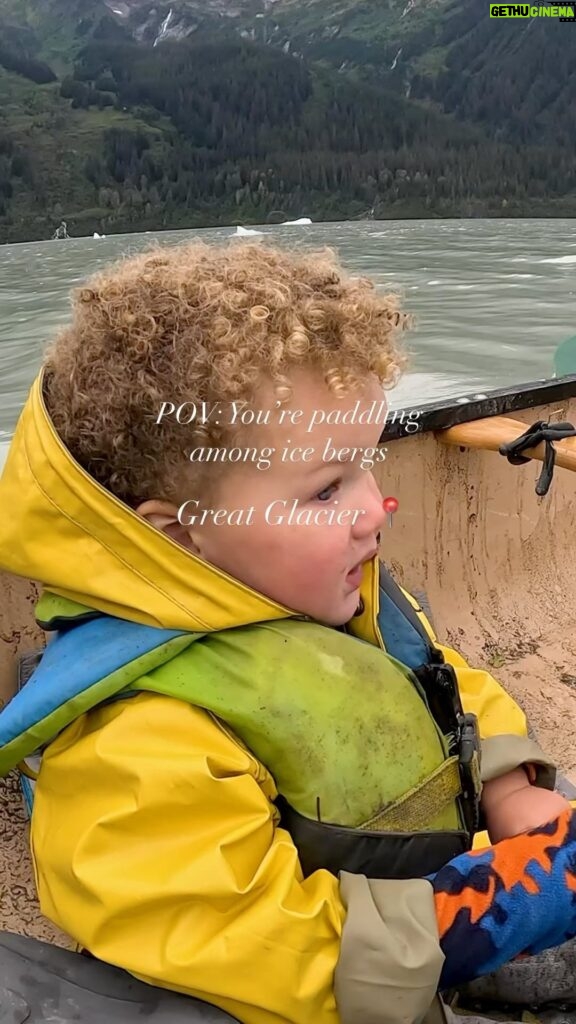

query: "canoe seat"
left=0, top=930, right=240, bottom=1023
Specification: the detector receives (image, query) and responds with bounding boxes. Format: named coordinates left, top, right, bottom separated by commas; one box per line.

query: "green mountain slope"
left=408, top=4, right=576, bottom=146
left=227, top=0, right=576, bottom=148
left=0, top=0, right=575, bottom=243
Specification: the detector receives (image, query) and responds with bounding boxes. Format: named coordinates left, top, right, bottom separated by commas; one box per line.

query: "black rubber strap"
left=499, top=420, right=576, bottom=496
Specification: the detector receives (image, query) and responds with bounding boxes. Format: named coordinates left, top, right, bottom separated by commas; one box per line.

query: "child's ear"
left=135, top=500, right=200, bottom=552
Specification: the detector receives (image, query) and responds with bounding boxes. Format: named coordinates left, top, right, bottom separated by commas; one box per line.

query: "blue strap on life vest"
left=0, top=566, right=433, bottom=785
left=0, top=616, right=187, bottom=752
left=1, top=569, right=433, bottom=750
left=377, top=565, right=434, bottom=670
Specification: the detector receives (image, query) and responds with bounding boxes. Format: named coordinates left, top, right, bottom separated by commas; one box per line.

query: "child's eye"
left=316, top=483, right=339, bottom=502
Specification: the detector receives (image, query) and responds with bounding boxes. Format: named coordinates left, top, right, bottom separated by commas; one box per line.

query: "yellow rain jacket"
left=0, top=376, right=555, bottom=1024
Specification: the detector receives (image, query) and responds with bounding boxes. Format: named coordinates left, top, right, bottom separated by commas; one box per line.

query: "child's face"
left=179, top=369, right=388, bottom=626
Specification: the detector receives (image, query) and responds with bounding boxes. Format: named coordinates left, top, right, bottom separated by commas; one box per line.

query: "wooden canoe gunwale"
left=381, top=374, right=576, bottom=442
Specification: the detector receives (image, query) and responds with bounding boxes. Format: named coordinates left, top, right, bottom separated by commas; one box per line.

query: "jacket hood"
left=0, top=374, right=379, bottom=634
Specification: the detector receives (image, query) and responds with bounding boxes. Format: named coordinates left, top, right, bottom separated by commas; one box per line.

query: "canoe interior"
left=2, top=377, right=576, bottom=943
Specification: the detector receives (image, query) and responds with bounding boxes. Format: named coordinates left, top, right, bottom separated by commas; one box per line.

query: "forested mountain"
left=0, top=0, right=575, bottom=243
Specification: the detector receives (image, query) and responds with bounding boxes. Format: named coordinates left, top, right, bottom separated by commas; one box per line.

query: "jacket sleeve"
left=432, top=809, right=576, bottom=989
left=400, top=588, right=556, bottom=789
left=30, top=692, right=445, bottom=1024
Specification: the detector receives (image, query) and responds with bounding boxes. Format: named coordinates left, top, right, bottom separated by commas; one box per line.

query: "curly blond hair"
left=43, top=240, right=409, bottom=507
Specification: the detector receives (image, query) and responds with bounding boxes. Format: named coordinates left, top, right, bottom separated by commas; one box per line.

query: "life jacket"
left=0, top=564, right=481, bottom=882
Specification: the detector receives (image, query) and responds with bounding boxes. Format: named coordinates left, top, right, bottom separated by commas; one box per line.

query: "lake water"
left=1, top=218, right=576, bottom=468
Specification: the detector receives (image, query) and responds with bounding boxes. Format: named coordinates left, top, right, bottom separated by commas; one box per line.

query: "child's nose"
left=352, top=477, right=386, bottom=536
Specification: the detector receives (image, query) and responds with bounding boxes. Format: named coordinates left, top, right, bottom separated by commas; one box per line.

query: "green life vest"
left=136, top=617, right=474, bottom=879
left=1, top=589, right=479, bottom=880
left=135, top=618, right=461, bottom=831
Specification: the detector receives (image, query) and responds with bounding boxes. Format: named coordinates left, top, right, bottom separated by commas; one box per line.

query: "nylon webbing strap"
left=359, top=756, right=462, bottom=832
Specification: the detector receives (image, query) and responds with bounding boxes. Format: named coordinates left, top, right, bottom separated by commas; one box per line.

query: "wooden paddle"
left=435, top=416, right=576, bottom=473
left=554, top=335, right=576, bottom=378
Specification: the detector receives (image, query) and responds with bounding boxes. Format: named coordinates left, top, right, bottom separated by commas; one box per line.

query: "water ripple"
left=1, top=219, right=576, bottom=443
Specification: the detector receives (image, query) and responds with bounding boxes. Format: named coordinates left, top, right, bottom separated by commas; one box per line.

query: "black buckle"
left=415, top=660, right=482, bottom=836
left=435, top=663, right=481, bottom=835
left=457, top=712, right=482, bottom=835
